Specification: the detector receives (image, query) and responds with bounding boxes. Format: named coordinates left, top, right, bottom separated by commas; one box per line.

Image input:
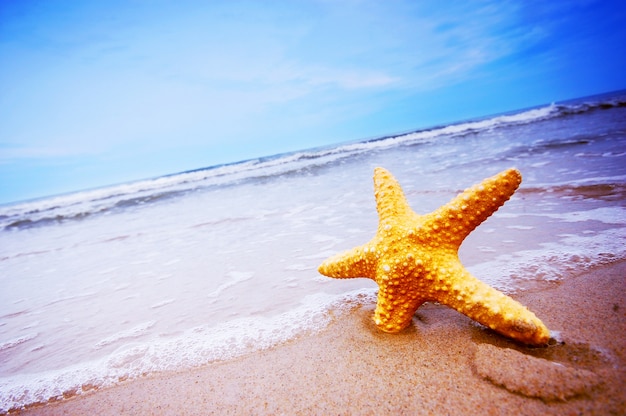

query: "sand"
left=13, top=261, right=626, bottom=415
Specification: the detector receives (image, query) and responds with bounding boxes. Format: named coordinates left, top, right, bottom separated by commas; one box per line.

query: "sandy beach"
left=2, top=1, right=625, bottom=412
left=13, top=260, right=625, bottom=415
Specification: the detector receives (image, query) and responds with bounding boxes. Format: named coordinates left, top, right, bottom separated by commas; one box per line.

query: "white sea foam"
left=284, top=263, right=313, bottom=271
left=0, top=333, right=38, bottom=352
left=206, top=271, right=255, bottom=298
left=469, top=227, right=626, bottom=293
left=506, top=225, right=535, bottom=230
left=93, top=321, right=156, bottom=350
left=0, top=289, right=375, bottom=413
left=544, top=206, right=626, bottom=224
left=150, top=299, right=176, bottom=309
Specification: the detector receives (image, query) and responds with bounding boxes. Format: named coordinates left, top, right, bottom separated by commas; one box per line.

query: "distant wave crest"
left=1, top=92, right=624, bottom=231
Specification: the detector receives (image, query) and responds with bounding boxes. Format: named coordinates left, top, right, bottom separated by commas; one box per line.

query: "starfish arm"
left=373, top=289, right=424, bottom=333
left=318, top=244, right=378, bottom=279
left=425, top=168, right=522, bottom=248
left=373, top=167, right=415, bottom=227
left=434, top=262, right=550, bottom=346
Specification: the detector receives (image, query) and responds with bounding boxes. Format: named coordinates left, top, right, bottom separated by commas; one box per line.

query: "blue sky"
left=1, top=0, right=625, bottom=204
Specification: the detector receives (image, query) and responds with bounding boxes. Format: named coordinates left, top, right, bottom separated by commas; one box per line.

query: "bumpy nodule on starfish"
left=318, top=168, right=550, bottom=346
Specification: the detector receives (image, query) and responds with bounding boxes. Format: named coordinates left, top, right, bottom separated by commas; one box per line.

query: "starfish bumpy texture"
left=318, top=168, right=550, bottom=346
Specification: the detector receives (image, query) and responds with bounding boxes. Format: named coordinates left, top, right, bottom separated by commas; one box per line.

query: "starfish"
left=318, top=167, right=550, bottom=346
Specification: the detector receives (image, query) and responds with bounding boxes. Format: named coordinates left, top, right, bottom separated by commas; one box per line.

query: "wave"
left=1, top=91, right=624, bottom=231
left=0, top=289, right=376, bottom=414
left=469, top=227, right=626, bottom=294
left=554, top=96, right=626, bottom=116
left=519, top=181, right=626, bottom=201
left=93, top=321, right=156, bottom=350
left=0, top=333, right=39, bottom=353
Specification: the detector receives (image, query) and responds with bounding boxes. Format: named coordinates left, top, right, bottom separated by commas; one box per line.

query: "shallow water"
left=1, top=91, right=625, bottom=412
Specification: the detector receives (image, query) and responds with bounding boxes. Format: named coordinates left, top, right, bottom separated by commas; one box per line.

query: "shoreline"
left=13, top=260, right=626, bottom=415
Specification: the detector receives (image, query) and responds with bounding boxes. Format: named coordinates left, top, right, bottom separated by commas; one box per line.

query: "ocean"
left=1, top=90, right=625, bottom=412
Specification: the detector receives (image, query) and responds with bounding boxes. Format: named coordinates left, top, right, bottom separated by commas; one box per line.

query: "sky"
left=1, top=0, right=625, bottom=204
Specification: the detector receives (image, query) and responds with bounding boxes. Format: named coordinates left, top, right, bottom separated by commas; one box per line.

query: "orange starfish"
left=318, top=168, right=550, bottom=346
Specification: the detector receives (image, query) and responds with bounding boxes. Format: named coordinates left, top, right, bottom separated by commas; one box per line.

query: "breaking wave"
left=0, top=290, right=376, bottom=414
left=1, top=91, right=624, bottom=232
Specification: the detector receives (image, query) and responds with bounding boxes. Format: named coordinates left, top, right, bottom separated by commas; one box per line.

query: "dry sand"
left=13, top=261, right=626, bottom=415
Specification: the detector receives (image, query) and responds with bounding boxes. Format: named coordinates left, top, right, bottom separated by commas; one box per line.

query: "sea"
left=1, top=90, right=625, bottom=412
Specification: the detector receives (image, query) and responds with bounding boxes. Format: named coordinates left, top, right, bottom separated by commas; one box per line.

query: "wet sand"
left=14, top=261, right=626, bottom=415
